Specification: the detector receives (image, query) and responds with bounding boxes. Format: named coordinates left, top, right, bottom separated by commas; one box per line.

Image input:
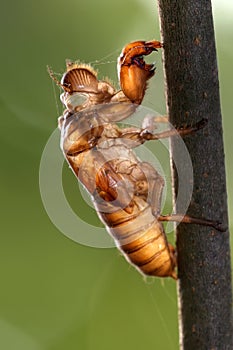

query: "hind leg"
left=158, top=214, right=226, bottom=232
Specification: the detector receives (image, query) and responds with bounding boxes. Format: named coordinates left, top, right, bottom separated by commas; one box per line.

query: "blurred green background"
left=1, top=0, right=232, bottom=349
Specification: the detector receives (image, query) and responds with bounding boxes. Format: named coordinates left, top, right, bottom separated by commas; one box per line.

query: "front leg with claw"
left=118, top=40, right=162, bottom=104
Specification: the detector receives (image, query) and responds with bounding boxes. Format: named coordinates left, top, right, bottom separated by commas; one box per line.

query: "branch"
left=157, top=1, right=233, bottom=349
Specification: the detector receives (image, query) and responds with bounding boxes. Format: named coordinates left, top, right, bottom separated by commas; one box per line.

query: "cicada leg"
left=137, top=162, right=165, bottom=217
left=140, top=118, right=208, bottom=141
left=118, top=40, right=162, bottom=104
left=117, top=119, right=208, bottom=146
left=158, top=214, right=226, bottom=232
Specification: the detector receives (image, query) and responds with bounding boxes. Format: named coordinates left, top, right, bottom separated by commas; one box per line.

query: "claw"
left=212, top=221, right=228, bottom=232
left=195, top=118, right=208, bottom=130
left=118, top=40, right=162, bottom=104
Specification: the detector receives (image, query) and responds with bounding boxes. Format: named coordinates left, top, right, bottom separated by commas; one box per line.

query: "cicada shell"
left=49, top=40, right=222, bottom=279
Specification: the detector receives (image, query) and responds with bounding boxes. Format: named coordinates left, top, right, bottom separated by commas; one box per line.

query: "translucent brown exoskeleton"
left=48, top=40, right=223, bottom=279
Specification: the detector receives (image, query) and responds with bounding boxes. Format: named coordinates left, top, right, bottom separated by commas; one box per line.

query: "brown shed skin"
left=49, top=40, right=221, bottom=279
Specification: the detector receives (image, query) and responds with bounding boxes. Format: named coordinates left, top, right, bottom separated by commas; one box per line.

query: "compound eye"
left=61, top=91, right=88, bottom=110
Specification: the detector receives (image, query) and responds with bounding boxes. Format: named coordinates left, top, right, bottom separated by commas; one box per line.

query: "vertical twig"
left=157, top=1, right=233, bottom=349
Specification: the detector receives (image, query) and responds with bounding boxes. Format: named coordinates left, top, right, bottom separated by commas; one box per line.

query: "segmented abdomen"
left=61, top=111, right=176, bottom=278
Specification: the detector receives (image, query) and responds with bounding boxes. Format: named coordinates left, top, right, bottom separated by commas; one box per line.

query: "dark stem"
left=157, top=1, right=233, bottom=349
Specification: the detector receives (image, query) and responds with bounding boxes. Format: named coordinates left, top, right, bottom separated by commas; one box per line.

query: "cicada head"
left=49, top=63, right=117, bottom=112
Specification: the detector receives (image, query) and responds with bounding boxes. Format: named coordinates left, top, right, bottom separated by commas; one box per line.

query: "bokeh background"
left=1, top=0, right=232, bottom=349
